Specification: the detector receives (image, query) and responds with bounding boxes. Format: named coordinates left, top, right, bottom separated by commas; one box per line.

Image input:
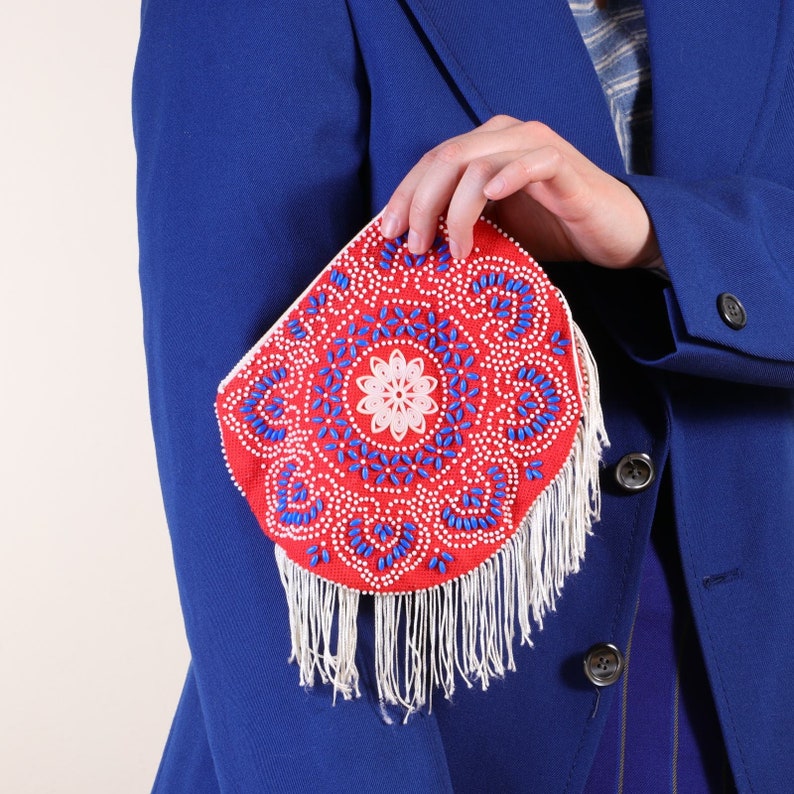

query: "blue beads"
left=441, top=468, right=506, bottom=531
left=348, top=522, right=375, bottom=558
left=329, top=268, right=350, bottom=290
left=508, top=362, right=561, bottom=442
left=470, top=271, right=535, bottom=338
left=306, top=545, right=331, bottom=567
left=240, top=367, right=289, bottom=443
left=305, top=292, right=327, bottom=315
left=550, top=329, right=571, bottom=355
left=275, top=463, right=322, bottom=526
left=526, top=460, right=545, bottom=480
left=429, top=551, right=454, bottom=574
left=346, top=519, right=416, bottom=570
left=287, top=317, right=307, bottom=339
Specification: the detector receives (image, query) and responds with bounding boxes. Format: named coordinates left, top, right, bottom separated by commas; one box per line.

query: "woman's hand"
left=380, top=115, right=662, bottom=270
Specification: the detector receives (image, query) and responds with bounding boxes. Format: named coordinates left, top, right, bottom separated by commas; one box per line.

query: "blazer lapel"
left=643, top=0, right=783, bottom=178
left=401, top=0, right=786, bottom=179
left=401, top=0, right=625, bottom=172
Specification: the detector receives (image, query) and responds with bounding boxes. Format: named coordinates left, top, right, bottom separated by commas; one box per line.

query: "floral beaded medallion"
left=216, top=214, right=607, bottom=714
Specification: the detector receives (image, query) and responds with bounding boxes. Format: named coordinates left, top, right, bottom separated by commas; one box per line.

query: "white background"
left=0, top=3, right=190, bottom=791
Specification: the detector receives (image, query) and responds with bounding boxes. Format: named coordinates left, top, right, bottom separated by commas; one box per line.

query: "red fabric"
left=217, top=217, right=583, bottom=593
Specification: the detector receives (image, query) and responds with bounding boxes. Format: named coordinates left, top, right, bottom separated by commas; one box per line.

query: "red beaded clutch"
left=217, top=214, right=607, bottom=715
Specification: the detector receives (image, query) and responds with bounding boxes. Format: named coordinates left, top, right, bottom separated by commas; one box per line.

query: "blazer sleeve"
left=133, top=1, right=453, bottom=790
left=622, top=173, right=794, bottom=387
left=580, top=10, right=794, bottom=390
left=578, top=172, right=794, bottom=389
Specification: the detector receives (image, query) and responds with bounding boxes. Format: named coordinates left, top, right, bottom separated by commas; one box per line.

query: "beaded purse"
left=216, top=214, right=607, bottom=715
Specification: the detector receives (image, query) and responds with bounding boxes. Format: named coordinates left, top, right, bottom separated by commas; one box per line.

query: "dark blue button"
left=717, top=293, right=746, bottom=329
left=584, top=643, right=625, bottom=687
left=615, top=453, right=655, bottom=493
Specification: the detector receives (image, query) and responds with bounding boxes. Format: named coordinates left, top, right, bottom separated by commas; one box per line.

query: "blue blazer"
left=133, top=1, right=794, bottom=791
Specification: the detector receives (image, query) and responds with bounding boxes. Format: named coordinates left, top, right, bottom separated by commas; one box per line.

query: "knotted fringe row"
left=275, top=320, right=607, bottom=719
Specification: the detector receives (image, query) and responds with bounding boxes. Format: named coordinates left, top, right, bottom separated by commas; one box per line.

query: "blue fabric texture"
left=584, top=476, right=732, bottom=793
left=132, top=1, right=794, bottom=791
left=152, top=664, right=220, bottom=794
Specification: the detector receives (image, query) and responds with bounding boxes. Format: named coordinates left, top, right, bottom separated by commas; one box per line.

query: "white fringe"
left=276, top=545, right=361, bottom=703
left=275, top=322, right=608, bottom=718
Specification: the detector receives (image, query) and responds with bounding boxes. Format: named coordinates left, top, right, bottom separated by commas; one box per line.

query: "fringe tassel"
left=276, top=545, right=361, bottom=702
left=275, top=320, right=608, bottom=718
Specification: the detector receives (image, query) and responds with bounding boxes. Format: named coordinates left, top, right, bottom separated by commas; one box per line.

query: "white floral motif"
left=356, top=349, right=439, bottom=442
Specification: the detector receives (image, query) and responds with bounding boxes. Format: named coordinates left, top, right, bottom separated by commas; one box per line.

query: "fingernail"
left=381, top=211, right=399, bottom=238
left=407, top=229, right=422, bottom=253
left=449, top=239, right=462, bottom=259
left=484, top=176, right=505, bottom=198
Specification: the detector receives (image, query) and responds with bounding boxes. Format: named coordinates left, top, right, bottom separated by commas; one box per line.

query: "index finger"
left=380, top=115, right=521, bottom=247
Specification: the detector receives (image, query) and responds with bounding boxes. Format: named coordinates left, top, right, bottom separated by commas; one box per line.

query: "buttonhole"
left=702, top=568, right=742, bottom=589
